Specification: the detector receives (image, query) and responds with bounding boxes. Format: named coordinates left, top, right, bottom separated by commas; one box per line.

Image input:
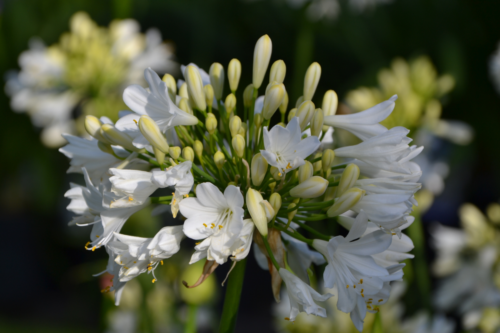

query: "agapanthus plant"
left=60, top=34, right=422, bottom=332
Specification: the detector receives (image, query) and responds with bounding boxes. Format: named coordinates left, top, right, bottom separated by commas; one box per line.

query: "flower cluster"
left=60, top=34, right=422, bottom=331
left=5, top=12, right=175, bottom=147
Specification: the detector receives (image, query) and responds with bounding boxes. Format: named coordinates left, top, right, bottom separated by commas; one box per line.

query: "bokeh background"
left=1, top=0, right=500, bottom=332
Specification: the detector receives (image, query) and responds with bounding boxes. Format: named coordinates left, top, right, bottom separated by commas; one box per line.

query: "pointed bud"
left=323, top=186, right=337, bottom=203
left=337, top=164, right=360, bottom=197
left=279, top=92, right=288, bottom=115
left=322, top=149, right=335, bottom=171
left=182, top=146, right=195, bottom=162
left=206, top=113, right=217, bottom=135
left=162, top=73, right=177, bottom=102
left=179, top=98, right=193, bottom=115
left=209, top=62, right=224, bottom=100
left=276, top=122, right=286, bottom=128
left=214, top=151, right=225, bottom=169
left=298, top=161, right=314, bottom=184
left=179, top=82, right=189, bottom=100
left=101, top=124, right=135, bottom=151
left=253, top=35, right=272, bottom=89
left=303, top=62, right=321, bottom=101
left=225, top=93, right=237, bottom=115
left=287, top=108, right=297, bottom=123
left=296, top=101, right=315, bottom=131
left=230, top=116, right=242, bottom=137
left=295, top=96, right=304, bottom=108
left=260, top=200, right=276, bottom=222
left=254, top=113, right=263, bottom=128
left=311, top=108, right=324, bottom=137
left=262, top=83, right=286, bottom=120
left=269, top=193, right=282, bottom=213
left=194, top=140, right=204, bottom=161
left=251, top=153, right=268, bottom=186
left=313, top=152, right=322, bottom=173
left=246, top=188, right=268, bottom=236
left=228, top=58, right=242, bottom=92
left=287, top=203, right=297, bottom=224
left=204, top=84, right=214, bottom=110
left=232, top=134, right=245, bottom=158
left=169, top=146, right=181, bottom=160
left=327, top=188, right=365, bottom=217
left=238, top=126, right=246, bottom=137
left=243, top=84, right=255, bottom=108
left=269, top=60, right=286, bottom=83
left=270, top=166, right=282, bottom=180
left=85, top=115, right=109, bottom=143
left=97, top=141, right=114, bottom=155
left=290, top=176, right=328, bottom=199
left=322, top=90, right=338, bottom=116
left=269, top=182, right=277, bottom=192
left=185, top=65, right=206, bottom=111
left=153, top=147, right=165, bottom=166
left=138, top=115, right=170, bottom=153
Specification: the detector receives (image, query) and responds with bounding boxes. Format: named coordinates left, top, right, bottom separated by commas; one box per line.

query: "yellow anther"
left=92, top=246, right=96, bottom=251
left=219, top=225, right=223, bottom=229
left=148, top=266, right=152, bottom=271
left=278, top=173, right=282, bottom=177
left=368, top=298, right=373, bottom=301
left=286, top=162, right=292, bottom=169
left=367, top=301, right=372, bottom=304
left=353, top=285, right=356, bottom=288
left=203, top=223, right=207, bottom=227
left=392, top=233, right=396, bottom=235
left=361, top=289, right=364, bottom=293
left=128, top=197, right=133, bottom=201
left=367, top=305, right=372, bottom=309
left=360, top=279, right=363, bottom=284
left=161, top=261, right=163, bottom=265
left=124, top=266, right=129, bottom=269
left=346, top=285, right=349, bottom=289
left=172, top=199, right=177, bottom=205
left=133, top=261, right=137, bottom=263
left=184, top=194, right=189, bottom=198
left=95, top=235, right=100, bottom=238
left=361, top=294, right=365, bottom=298
left=84, top=241, right=90, bottom=249
left=195, top=242, right=201, bottom=245
left=284, top=317, right=290, bottom=321
left=152, top=279, right=156, bottom=283
left=133, top=119, right=138, bottom=125
left=121, top=261, right=123, bottom=264
left=378, top=299, right=383, bottom=302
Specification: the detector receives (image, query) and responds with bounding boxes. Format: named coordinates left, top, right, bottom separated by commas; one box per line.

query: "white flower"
left=283, top=233, right=325, bottom=283
left=279, top=268, right=333, bottom=321
left=312, top=211, right=392, bottom=314
left=107, top=226, right=184, bottom=283
left=179, top=183, right=245, bottom=265
left=324, top=95, right=396, bottom=141
left=98, top=247, right=128, bottom=306
left=335, top=127, right=423, bottom=174
left=123, top=67, right=198, bottom=134
left=353, top=159, right=422, bottom=183
left=354, top=178, right=421, bottom=196
left=261, top=117, right=320, bottom=175
left=402, top=312, right=456, bottom=333
left=229, top=219, right=255, bottom=261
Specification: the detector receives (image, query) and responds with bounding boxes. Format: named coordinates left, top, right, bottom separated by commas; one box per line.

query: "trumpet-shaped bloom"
left=325, top=95, right=397, bottom=141
left=109, top=168, right=158, bottom=204
left=312, top=211, right=392, bottom=314
left=261, top=117, right=320, bottom=175
left=353, top=158, right=422, bottom=183
left=107, top=226, right=183, bottom=283
left=179, top=183, right=245, bottom=265
left=279, top=268, right=333, bottom=321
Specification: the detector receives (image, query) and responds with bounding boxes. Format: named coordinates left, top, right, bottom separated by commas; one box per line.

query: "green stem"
left=185, top=304, right=198, bottom=333
left=274, top=224, right=313, bottom=245
left=371, top=312, right=383, bottom=333
left=291, top=220, right=330, bottom=241
left=262, top=236, right=281, bottom=271
left=219, top=259, right=247, bottom=333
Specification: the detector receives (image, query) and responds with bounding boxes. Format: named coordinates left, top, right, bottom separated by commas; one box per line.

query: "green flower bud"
left=138, top=115, right=169, bottom=153
left=185, top=65, right=206, bottom=111
left=322, top=90, right=338, bottom=117
left=279, top=92, right=289, bottom=115
left=295, top=96, right=304, bottom=108
left=290, top=176, right=329, bottom=199
left=246, top=188, right=268, bottom=236
left=214, top=151, right=225, bottom=169
left=254, top=113, right=263, bottom=128
left=269, top=59, right=286, bottom=84
left=209, top=62, right=224, bottom=100
left=85, top=115, right=108, bottom=143
left=228, top=58, right=242, bottom=92
left=230, top=116, right=242, bottom=138
left=101, top=124, right=135, bottom=151
left=287, top=108, right=297, bottom=123
left=313, top=152, right=322, bottom=173
left=243, top=84, right=255, bottom=108
left=296, top=101, right=315, bottom=131
left=162, top=73, right=177, bottom=102
left=322, top=149, right=335, bottom=171
left=169, top=146, right=181, bottom=160
left=179, top=98, right=193, bottom=115
left=253, top=35, right=272, bottom=89
left=262, top=83, right=286, bottom=120
left=232, top=134, right=245, bottom=158
left=251, top=153, right=268, bottom=186
left=204, top=84, right=214, bottom=110
left=311, top=108, right=324, bottom=137
left=337, top=163, right=360, bottom=197
left=206, top=113, right=218, bottom=135
left=298, top=161, right=314, bottom=184
left=327, top=188, right=365, bottom=217
left=225, top=93, right=237, bottom=115
left=182, top=146, right=195, bottom=162
left=194, top=140, right=204, bottom=161
left=269, top=192, right=282, bottom=213
left=303, top=62, right=321, bottom=101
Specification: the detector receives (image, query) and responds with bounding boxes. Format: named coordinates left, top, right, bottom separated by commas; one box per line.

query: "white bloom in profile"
left=109, top=169, right=159, bottom=204
left=353, top=158, right=422, bottom=183
left=279, top=268, right=333, bottom=321
left=335, top=127, right=423, bottom=173
left=179, top=183, right=245, bottom=265
left=123, top=68, right=198, bottom=133
left=312, top=211, right=392, bottom=314
left=98, top=247, right=128, bottom=305
left=108, top=226, right=183, bottom=283
left=324, top=95, right=396, bottom=141
left=261, top=117, right=320, bottom=175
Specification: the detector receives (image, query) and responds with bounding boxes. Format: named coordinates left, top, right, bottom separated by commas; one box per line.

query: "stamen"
left=203, top=223, right=207, bottom=227
left=361, top=289, right=364, bottom=293
left=346, top=285, right=349, bottom=289
left=361, top=293, right=365, bottom=297
left=133, top=261, right=137, bottom=263
left=184, top=194, right=189, bottom=198
left=84, top=241, right=90, bottom=249
left=128, top=197, right=133, bottom=201
left=161, top=261, right=163, bottom=265
left=284, top=317, right=290, bottom=321
left=95, top=235, right=100, bottom=238
left=367, top=305, right=372, bottom=309
left=378, top=299, right=383, bottom=302
left=219, top=225, right=223, bottom=229
left=360, top=279, right=363, bottom=284
left=124, top=266, right=129, bottom=269
left=92, top=246, right=96, bottom=251
left=152, top=279, right=156, bottom=283
left=195, top=242, right=201, bottom=245
left=133, top=119, right=138, bottom=125
left=148, top=266, right=152, bottom=271
left=353, top=285, right=356, bottom=288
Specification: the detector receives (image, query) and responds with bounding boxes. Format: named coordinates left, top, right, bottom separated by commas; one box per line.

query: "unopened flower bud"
left=254, top=113, right=263, bottom=128
left=269, top=193, right=282, bottom=213
left=269, top=182, right=277, bottom=192
left=179, top=82, right=189, bottom=100
left=270, top=166, right=282, bottom=180
left=225, top=93, right=237, bottom=115
left=296, top=101, right=315, bottom=131
left=290, top=176, right=328, bottom=199
left=228, top=58, right=242, bottom=92
left=287, top=203, right=297, bottom=224
left=298, top=161, right=314, bottom=183
left=323, top=186, right=337, bottom=203
left=311, top=108, right=324, bottom=137
left=232, top=134, right=245, bottom=158
left=214, top=151, right=225, bottom=169
left=138, top=115, right=169, bottom=153
left=269, top=60, right=286, bottom=83
left=327, top=188, right=365, bottom=217
left=322, top=149, right=335, bottom=171
left=206, top=113, right=217, bottom=135
left=169, top=146, right=181, bottom=160
left=251, top=153, right=268, bottom=186
left=182, top=146, right=195, bottom=162
left=204, top=84, right=214, bottom=110
left=101, top=124, right=135, bottom=151
left=322, top=90, right=338, bottom=116
left=85, top=115, right=108, bottom=143
left=262, top=83, right=286, bottom=120
left=97, top=141, right=114, bottom=155
left=243, top=84, right=255, bottom=108
left=179, top=98, right=193, bottom=115
left=194, top=140, right=204, bottom=160
left=246, top=188, right=268, bottom=236
left=337, top=163, right=360, bottom=197
left=303, top=62, right=321, bottom=101
left=313, top=152, right=322, bottom=173
left=295, top=96, right=304, bottom=108
left=185, top=65, right=206, bottom=111
left=209, top=62, right=224, bottom=100
left=279, top=92, right=288, bottom=114
left=276, top=122, right=286, bottom=128
left=230, top=116, right=242, bottom=137
left=162, top=73, right=177, bottom=102
left=287, top=108, right=297, bottom=122
left=238, top=126, right=246, bottom=137
left=260, top=200, right=275, bottom=222
left=253, top=35, right=272, bottom=89
left=153, top=147, right=165, bottom=166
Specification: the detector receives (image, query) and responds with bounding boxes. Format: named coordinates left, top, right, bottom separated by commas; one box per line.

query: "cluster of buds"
left=60, top=34, right=422, bottom=331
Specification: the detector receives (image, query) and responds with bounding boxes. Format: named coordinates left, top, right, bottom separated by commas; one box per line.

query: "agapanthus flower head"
left=60, top=34, right=421, bottom=332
